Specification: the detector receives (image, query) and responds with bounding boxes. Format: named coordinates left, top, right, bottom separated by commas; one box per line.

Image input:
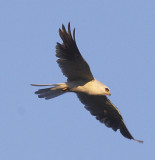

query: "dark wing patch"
left=77, top=93, right=143, bottom=143
left=56, top=23, right=94, bottom=81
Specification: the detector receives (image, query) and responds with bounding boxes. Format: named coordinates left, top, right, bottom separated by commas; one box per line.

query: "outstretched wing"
left=56, top=23, right=94, bottom=81
left=77, top=93, right=143, bottom=143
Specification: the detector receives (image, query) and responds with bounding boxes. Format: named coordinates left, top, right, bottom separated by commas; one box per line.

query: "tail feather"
left=32, top=83, right=67, bottom=100
left=31, top=84, right=59, bottom=86
left=35, top=88, right=52, bottom=94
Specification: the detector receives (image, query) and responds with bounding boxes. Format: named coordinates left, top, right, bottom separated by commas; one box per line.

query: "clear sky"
left=1, top=0, right=155, bottom=159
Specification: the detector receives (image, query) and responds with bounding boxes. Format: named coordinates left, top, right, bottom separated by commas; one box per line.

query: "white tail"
left=31, top=83, right=68, bottom=100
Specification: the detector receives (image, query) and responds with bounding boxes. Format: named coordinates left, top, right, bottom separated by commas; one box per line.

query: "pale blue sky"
left=1, top=0, right=155, bottom=159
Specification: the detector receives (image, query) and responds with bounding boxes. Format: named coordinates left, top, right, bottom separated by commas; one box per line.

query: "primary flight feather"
left=32, top=23, right=143, bottom=143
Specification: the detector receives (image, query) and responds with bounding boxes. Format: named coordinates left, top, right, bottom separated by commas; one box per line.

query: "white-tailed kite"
left=32, top=23, right=143, bottom=143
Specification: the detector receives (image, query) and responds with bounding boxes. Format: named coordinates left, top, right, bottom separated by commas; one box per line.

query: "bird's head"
left=105, top=87, right=111, bottom=96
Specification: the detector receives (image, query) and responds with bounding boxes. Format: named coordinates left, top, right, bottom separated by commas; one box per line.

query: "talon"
left=62, top=87, right=69, bottom=91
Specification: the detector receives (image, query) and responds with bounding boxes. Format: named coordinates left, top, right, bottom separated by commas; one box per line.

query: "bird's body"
left=67, top=79, right=111, bottom=95
left=32, top=23, right=143, bottom=143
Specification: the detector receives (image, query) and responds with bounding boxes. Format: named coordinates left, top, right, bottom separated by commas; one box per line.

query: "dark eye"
left=105, top=88, right=109, bottom=92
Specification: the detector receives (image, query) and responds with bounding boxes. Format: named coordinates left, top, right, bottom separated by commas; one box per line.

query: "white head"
left=104, top=87, right=111, bottom=96
left=92, top=79, right=111, bottom=96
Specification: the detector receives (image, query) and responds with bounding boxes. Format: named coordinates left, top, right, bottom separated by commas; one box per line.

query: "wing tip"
left=59, top=22, right=76, bottom=41
left=120, top=120, right=143, bottom=143
left=133, top=138, right=144, bottom=143
left=62, top=24, right=66, bottom=33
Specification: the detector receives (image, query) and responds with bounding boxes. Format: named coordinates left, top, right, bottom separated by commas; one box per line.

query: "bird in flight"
left=32, top=23, right=143, bottom=143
